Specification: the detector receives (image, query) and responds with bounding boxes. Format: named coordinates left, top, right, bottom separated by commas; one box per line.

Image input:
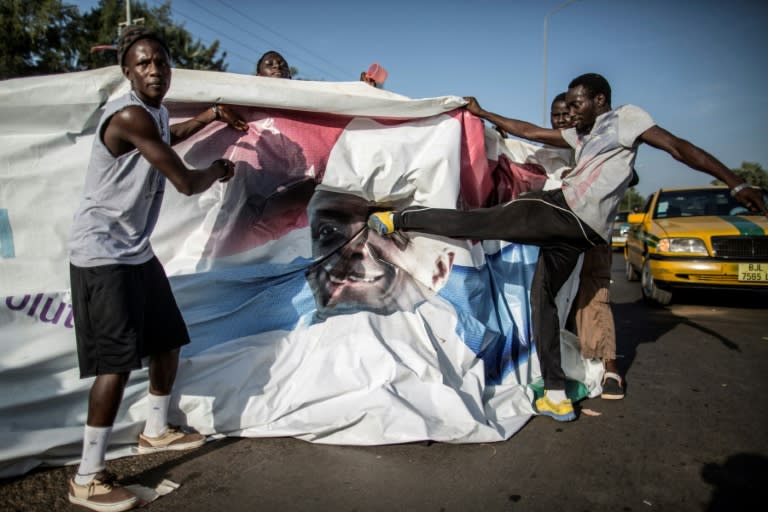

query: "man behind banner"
left=369, top=72, right=767, bottom=422
left=66, top=26, right=247, bottom=511
left=550, top=92, right=625, bottom=399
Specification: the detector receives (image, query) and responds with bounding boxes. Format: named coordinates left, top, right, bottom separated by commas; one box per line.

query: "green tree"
left=146, top=1, right=226, bottom=71
left=0, top=0, right=82, bottom=79
left=619, top=187, right=645, bottom=212
left=77, top=0, right=227, bottom=71
left=710, top=161, right=768, bottom=188
left=76, top=0, right=125, bottom=70
left=1, top=0, right=228, bottom=79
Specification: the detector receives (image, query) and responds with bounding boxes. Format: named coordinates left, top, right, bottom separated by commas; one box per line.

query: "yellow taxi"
left=624, top=185, right=768, bottom=305
left=611, top=211, right=631, bottom=249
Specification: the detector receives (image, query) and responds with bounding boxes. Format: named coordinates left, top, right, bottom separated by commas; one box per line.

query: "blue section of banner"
left=439, top=243, right=539, bottom=384
left=0, top=209, right=15, bottom=258
left=174, top=242, right=540, bottom=386
left=172, top=258, right=316, bottom=356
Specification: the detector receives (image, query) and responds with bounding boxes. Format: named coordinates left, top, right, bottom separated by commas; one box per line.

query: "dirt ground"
left=0, top=446, right=195, bottom=511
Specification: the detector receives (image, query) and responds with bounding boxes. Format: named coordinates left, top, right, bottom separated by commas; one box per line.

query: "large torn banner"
left=0, top=67, right=601, bottom=478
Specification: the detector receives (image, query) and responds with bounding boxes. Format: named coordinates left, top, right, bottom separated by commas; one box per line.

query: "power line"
left=213, top=0, right=353, bottom=78
left=166, top=7, right=262, bottom=71
left=173, top=0, right=347, bottom=80
left=142, top=0, right=257, bottom=70
left=183, top=0, right=287, bottom=59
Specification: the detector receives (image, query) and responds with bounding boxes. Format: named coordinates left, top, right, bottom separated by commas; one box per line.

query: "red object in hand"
left=365, top=63, right=388, bottom=85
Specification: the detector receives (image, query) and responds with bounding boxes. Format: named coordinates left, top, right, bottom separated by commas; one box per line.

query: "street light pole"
left=92, top=0, right=144, bottom=54
left=118, top=0, right=144, bottom=36
left=542, top=0, right=579, bottom=125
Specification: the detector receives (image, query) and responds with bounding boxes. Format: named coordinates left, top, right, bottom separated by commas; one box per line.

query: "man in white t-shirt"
left=368, top=72, right=767, bottom=422
left=549, top=91, right=626, bottom=400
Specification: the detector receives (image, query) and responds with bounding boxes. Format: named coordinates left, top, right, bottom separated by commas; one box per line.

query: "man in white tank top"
left=67, top=26, right=248, bottom=512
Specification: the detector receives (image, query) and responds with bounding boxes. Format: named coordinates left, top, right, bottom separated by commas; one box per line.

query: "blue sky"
left=72, top=0, right=768, bottom=197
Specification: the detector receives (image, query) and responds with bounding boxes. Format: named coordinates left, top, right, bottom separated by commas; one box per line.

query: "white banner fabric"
left=0, top=67, right=601, bottom=478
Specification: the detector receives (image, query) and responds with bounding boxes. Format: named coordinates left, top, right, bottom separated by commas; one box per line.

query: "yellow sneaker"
left=535, top=393, right=576, bottom=422
left=367, top=211, right=396, bottom=235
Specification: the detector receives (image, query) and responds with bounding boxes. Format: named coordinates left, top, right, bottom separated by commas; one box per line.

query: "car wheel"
left=640, top=258, right=672, bottom=306
left=625, top=258, right=639, bottom=281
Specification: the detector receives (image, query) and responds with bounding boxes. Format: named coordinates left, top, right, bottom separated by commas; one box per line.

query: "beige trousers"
left=573, top=244, right=616, bottom=360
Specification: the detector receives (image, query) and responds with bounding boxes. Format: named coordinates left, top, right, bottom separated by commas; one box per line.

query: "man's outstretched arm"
left=463, top=96, right=569, bottom=148
left=640, top=125, right=767, bottom=215
left=170, top=104, right=249, bottom=145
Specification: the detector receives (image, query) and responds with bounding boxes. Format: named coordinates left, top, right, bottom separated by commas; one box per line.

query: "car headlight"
left=619, top=225, right=630, bottom=236
left=657, top=238, right=708, bottom=255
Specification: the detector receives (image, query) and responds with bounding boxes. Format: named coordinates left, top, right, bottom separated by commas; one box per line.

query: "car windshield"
left=653, top=188, right=768, bottom=219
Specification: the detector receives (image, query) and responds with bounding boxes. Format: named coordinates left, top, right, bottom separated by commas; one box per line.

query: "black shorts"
left=70, top=256, right=190, bottom=378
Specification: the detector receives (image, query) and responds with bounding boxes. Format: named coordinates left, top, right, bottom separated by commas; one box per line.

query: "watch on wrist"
left=730, top=182, right=749, bottom=197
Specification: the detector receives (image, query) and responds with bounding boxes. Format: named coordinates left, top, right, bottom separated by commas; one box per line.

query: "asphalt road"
left=2, top=253, right=767, bottom=512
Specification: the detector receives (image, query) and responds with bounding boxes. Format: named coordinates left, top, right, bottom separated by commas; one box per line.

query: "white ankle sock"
left=546, top=389, right=567, bottom=402
left=75, top=425, right=111, bottom=485
left=142, top=393, right=171, bottom=438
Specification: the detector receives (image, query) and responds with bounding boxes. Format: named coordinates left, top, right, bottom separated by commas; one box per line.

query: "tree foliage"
left=710, top=161, right=768, bottom=189
left=0, top=0, right=227, bottom=79
left=620, top=187, right=645, bottom=212
left=0, top=0, right=82, bottom=79
left=137, top=1, right=226, bottom=71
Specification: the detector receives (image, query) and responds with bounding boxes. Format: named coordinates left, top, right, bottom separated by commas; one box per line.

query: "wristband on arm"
left=730, top=182, right=749, bottom=197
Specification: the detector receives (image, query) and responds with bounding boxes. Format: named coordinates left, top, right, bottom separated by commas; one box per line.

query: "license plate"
left=738, top=263, right=768, bottom=282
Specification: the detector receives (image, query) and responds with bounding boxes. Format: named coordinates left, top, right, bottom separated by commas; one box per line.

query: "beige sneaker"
left=137, top=426, right=205, bottom=454
left=68, top=470, right=138, bottom=512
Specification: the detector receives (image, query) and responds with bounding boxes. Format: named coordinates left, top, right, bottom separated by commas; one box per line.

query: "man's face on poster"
left=306, top=190, right=428, bottom=317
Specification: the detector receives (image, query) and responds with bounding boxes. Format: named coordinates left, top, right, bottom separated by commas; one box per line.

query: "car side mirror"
left=627, top=212, right=645, bottom=224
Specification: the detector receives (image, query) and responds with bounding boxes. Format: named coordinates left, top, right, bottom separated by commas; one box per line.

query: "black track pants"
left=398, top=189, right=605, bottom=389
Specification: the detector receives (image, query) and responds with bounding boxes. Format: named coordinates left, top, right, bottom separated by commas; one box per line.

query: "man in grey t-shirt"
left=367, top=73, right=767, bottom=423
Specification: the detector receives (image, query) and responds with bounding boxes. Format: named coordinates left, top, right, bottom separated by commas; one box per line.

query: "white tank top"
left=69, top=92, right=170, bottom=267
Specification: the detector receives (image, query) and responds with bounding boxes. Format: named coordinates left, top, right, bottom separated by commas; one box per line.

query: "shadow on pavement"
left=702, top=452, right=768, bottom=512
left=611, top=298, right=742, bottom=376
left=609, top=249, right=767, bottom=377
left=122, top=436, right=242, bottom=489
left=672, top=288, right=768, bottom=310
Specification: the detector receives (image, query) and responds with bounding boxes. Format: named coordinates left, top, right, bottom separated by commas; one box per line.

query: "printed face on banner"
left=305, top=190, right=454, bottom=318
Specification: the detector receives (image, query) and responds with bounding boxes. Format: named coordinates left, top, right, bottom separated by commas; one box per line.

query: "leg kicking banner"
left=0, top=67, right=601, bottom=477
